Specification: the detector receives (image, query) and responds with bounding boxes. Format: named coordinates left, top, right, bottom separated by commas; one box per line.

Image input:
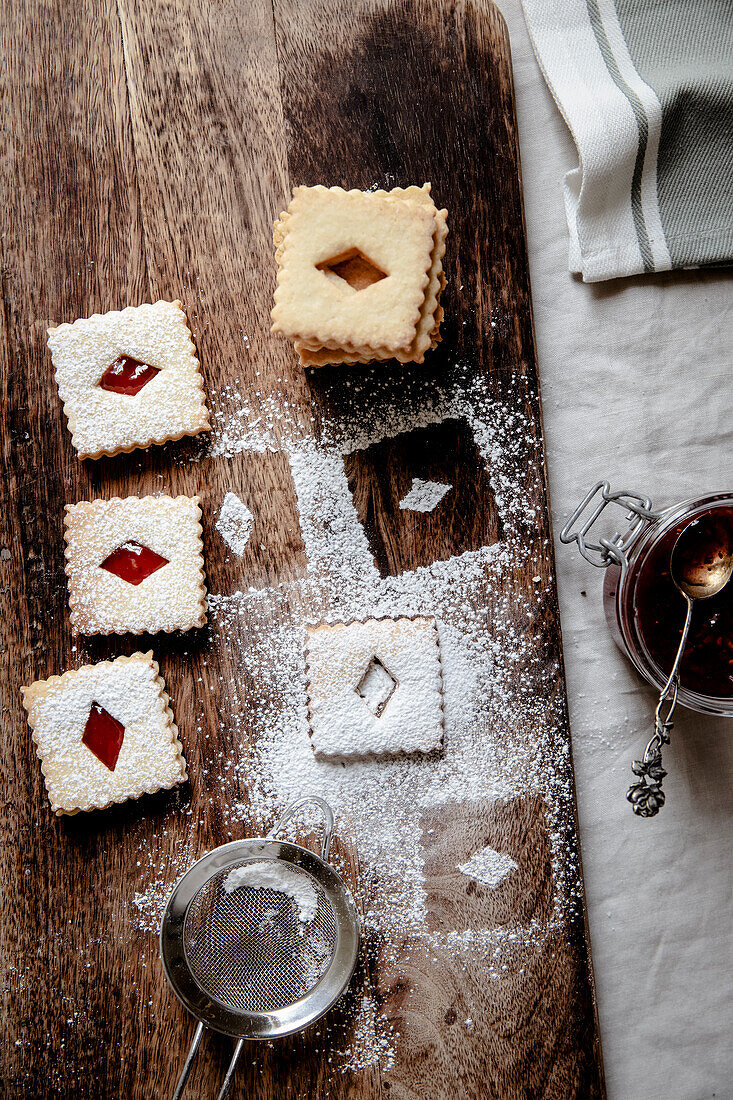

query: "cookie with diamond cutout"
left=21, top=651, right=187, bottom=816
left=271, top=186, right=436, bottom=354
left=305, top=616, right=444, bottom=759
left=47, top=299, right=210, bottom=460
left=64, top=495, right=207, bottom=635
left=287, top=186, right=448, bottom=366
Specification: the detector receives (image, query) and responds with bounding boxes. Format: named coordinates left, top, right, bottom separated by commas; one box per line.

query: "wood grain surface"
left=0, top=1, right=605, bottom=1097
left=344, top=418, right=503, bottom=577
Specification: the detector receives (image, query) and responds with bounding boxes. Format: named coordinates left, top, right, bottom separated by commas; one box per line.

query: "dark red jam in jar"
left=603, top=495, right=733, bottom=713
left=633, top=508, right=733, bottom=698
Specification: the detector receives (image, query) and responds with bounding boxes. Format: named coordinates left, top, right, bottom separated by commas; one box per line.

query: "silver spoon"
left=627, top=514, right=733, bottom=817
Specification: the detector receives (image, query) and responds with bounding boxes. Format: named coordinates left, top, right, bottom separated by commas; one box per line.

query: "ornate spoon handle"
left=627, top=595, right=693, bottom=817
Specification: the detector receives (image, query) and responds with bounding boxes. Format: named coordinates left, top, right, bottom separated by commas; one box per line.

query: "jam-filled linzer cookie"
left=64, top=495, right=207, bottom=636
left=21, top=652, right=187, bottom=816
left=47, top=300, right=210, bottom=460
left=272, top=185, right=448, bottom=367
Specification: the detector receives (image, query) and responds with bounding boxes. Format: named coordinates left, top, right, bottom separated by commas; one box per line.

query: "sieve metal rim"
left=160, top=837, right=360, bottom=1040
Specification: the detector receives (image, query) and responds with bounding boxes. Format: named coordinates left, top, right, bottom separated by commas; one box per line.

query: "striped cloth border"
left=522, top=0, right=732, bottom=282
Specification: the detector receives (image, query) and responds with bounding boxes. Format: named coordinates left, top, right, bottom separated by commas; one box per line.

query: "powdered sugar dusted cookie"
left=47, top=300, right=210, bottom=460
left=305, top=616, right=444, bottom=759
left=272, top=186, right=436, bottom=352
left=64, top=496, right=207, bottom=635
left=21, top=651, right=187, bottom=815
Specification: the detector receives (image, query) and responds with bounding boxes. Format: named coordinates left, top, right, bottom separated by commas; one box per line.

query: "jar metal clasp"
left=559, top=480, right=660, bottom=574
left=561, top=481, right=674, bottom=818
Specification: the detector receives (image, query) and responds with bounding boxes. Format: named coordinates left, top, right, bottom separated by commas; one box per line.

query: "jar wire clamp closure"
left=559, top=480, right=659, bottom=572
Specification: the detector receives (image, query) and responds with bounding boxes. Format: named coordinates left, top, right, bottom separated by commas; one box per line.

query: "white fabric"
left=497, top=2, right=733, bottom=1097
left=521, top=0, right=672, bottom=280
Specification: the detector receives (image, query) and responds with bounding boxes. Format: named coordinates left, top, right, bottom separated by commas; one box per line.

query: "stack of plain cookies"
left=271, top=184, right=448, bottom=367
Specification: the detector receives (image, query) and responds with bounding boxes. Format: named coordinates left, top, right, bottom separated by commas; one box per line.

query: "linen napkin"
left=521, top=0, right=733, bottom=282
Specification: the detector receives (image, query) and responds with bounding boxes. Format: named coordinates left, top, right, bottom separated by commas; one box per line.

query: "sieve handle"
left=267, top=796, right=334, bottom=861
left=172, top=1022, right=203, bottom=1100
left=216, top=1040, right=244, bottom=1100
left=171, top=1024, right=242, bottom=1100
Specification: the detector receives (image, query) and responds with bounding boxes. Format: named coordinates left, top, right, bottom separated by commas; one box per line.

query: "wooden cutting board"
left=0, top=1, right=606, bottom=1096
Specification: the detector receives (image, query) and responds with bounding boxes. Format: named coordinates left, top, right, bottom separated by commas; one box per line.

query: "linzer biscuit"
left=272, top=185, right=447, bottom=367
left=47, top=300, right=210, bottom=460
left=304, top=615, right=445, bottom=759
left=64, top=496, right=207, bottom=636
left=21, top=652, right=187, bottom=816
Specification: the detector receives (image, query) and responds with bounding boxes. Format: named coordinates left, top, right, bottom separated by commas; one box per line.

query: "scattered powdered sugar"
left=133, top=880, right=176, bottom=934
left=458, top=845, right=518, bottom=889
left=202, top=369, right=579, bottom=940
left=127, top=358, right=583, bottom=1079
left=335, top=994, right=397, bottom=1073
left=399, top=477, right=452, bottom=512
left=215, top=491, right=254, bottom=556
left=208, top=546, right=521, bottom=941
left=205, top=383, right=308, bottom=458
left=223, top=860, right=318, bottom=923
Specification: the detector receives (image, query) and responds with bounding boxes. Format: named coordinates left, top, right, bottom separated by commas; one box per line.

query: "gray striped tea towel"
left=521, top=0, right=733, bottom=281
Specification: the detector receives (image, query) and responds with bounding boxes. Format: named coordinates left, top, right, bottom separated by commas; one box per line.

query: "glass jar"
left=561, top=483, right=733, bottom=717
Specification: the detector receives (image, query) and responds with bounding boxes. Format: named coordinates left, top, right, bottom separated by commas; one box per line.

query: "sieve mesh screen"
left=183, top=858, right=338, bottom=1014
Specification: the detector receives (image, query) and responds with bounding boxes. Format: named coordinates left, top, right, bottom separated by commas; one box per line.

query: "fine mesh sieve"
left=160, top=797, right=360, bottom=1100
left=183, top=858, right=339, bottom=1013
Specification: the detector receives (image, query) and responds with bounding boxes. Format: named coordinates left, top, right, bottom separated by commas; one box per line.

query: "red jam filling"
left=83, top=702, right=125, bottom=771
left=100, top=541, right=169, bottom=585
left=98, top=356, right=160, bottom=395
left=634, top=506, right=733, bottom=698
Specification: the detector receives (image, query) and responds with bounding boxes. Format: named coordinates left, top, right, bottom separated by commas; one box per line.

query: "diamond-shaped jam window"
left=316, top=249, right=388, bottom=292
left=98, top=356, right=160, bottom=396
left=100, top=541, right=169, bottom=585
left=83, top=702, right=125, bottom=771
left=355, top=656, right=397, bottom=718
